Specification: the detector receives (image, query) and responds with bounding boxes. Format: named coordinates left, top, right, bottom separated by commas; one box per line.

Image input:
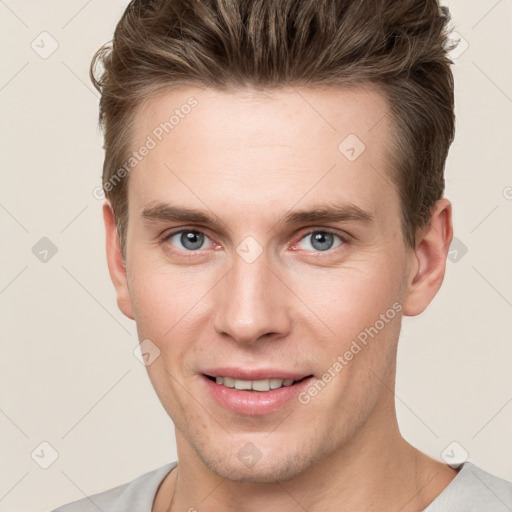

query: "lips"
left=200, top=368, right=315, bottom=415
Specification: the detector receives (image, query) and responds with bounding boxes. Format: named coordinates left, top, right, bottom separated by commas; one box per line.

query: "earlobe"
left=103, top=201, right=135, bottom=320
left=402, top=198, right=453, bottom=317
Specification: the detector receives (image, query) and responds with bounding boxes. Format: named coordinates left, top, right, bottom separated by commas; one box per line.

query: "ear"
left=402, top=198, right=453, bottom=316
left=103, top=201, right=134, bottom=320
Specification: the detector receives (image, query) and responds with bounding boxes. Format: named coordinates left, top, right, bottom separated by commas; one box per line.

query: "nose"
left=212, top=250, right=292, bottom=345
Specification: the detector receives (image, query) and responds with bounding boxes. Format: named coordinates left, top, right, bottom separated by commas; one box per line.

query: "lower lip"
left=201, top=375, right=314, bottom=415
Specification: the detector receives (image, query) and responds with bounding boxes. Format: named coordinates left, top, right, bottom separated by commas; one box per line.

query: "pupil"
left=311, top=232, right=333, bottom=251
left=181, top=231, right=204, bottom=250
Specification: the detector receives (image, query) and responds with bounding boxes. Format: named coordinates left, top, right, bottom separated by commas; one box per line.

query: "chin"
left=195, top=437, right=330, bottom=484
left=206, top=457, right=310, bottom=483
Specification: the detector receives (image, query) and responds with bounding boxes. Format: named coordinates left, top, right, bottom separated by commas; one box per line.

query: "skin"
left=104, top=85, right=457, bottom=511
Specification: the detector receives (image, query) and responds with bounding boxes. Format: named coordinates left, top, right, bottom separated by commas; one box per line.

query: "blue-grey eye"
left=168, top=230, right=210, bottom=251
left=297, top=231, right=343, bottom=252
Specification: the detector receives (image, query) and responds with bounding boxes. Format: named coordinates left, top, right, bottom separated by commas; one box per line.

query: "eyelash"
left=293, top=229, right=347, bottom=253
left=160, top=228, right=349, bottom=257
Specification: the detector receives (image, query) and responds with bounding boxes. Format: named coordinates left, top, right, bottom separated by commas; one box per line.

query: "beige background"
left=1, top=1, right=511, bottom=510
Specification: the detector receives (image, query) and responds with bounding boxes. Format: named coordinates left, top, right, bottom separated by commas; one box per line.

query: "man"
left=53, top=0, right=512, bottom=510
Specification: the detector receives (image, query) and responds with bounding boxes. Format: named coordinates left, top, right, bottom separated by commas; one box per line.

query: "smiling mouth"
left=204, top=374, right=312, bottom=392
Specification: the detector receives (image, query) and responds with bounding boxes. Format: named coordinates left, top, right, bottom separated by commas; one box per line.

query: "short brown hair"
left=91, top=0, right=456, bottom=254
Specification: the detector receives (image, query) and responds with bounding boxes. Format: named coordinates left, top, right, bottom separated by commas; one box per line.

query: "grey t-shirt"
left=50, top=461, right=512, bottom=511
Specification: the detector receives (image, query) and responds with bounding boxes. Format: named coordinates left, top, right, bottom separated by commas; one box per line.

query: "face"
left=106, top=85, right=432, bottom=483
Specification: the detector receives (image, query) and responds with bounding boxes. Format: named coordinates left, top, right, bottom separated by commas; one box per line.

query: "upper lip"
left=202, top=368, right=312, bottom=381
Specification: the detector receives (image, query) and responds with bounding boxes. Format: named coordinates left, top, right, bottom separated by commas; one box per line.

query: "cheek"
left=127, top=258, right=202, bottom=337
left=291, top=259, right=404, bottom=331
left=289, top=259, right=405, bottom=396
left=130, top=279, right=174, bottom=339
left=128, top=264, right=212, bottom=375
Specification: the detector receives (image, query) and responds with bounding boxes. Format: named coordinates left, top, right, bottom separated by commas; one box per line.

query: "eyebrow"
left=141, top=202, right=374, bottom=231
left=277, top=204, right=373, bottom=227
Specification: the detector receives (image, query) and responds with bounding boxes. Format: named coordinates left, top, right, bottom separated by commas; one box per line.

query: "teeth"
left=223, top=376, right=235, bottom=388
left=269, top=378, right=283, bottom=389
left=252, top=379, right=270, bottom=392
left=234, top=379, right=252, bottom=390
left=212, top=376, right=300, bottom=391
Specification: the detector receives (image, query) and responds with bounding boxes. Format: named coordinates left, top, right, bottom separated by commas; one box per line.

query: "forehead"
left=128, top=84, right=398, bottom=224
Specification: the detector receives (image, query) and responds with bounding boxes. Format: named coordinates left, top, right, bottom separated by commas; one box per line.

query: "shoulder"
left=49, top=462, right=177, bottom=512
left=425, top=461, right=512, bottom=511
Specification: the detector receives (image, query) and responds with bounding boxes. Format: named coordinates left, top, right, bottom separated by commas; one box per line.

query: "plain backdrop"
left=1, top=1, right=511, bottom=510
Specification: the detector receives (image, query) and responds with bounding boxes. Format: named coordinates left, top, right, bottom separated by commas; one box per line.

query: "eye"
left=296, top=230, right=344, bottom=252
left=165, top=230, right=213, bottom=251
